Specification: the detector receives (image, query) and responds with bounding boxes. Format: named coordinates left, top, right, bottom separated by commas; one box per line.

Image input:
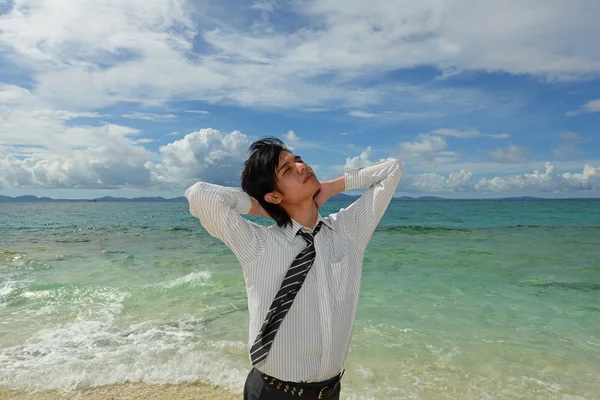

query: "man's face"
left=267, top=150, right=320, bottom=206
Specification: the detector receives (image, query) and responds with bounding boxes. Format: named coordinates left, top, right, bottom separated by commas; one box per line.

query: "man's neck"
left=285, top=201, right=319, bottom=229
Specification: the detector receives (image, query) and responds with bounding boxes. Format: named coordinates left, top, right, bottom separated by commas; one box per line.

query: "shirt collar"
left=281, top=213, right=334, bottom=242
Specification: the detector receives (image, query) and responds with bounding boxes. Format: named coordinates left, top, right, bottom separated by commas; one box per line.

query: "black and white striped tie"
left=250, top=222, right=324, bottom=366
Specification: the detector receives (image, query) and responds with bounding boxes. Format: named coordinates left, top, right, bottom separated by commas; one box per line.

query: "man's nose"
left=297, top=163, right=306, bottom=174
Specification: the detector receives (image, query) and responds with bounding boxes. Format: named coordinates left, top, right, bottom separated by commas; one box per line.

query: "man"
left=185, top=137, right=402, bottom=399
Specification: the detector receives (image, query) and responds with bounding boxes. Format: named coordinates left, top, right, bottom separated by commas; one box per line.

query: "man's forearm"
left=327, top=176, right=346, bottom=196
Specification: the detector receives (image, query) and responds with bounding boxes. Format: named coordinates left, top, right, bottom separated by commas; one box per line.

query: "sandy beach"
left=0, top=382, right=239, bottom=400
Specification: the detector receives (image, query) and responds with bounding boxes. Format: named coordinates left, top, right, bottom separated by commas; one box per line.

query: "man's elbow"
left=185, top=181, right=207, bottom=201
left=184, top=182, right=208, bottom=218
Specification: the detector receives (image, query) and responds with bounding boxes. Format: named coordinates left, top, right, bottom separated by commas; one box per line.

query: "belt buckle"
left=318, top=386, right=329, bottom=399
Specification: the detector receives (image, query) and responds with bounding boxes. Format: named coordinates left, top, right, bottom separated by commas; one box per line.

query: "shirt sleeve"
left=332, top=158, right=403, bottom=251
left=184, top=181, right=266, bottom=268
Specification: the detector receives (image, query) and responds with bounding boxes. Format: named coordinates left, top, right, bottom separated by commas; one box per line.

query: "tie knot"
left=297, top=221, right=323, bottom=243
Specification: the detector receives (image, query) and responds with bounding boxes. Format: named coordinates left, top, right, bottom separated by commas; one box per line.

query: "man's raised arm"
left=185, top=182, right=267, bottom=268
left=324, top=158, right=403, bottom=250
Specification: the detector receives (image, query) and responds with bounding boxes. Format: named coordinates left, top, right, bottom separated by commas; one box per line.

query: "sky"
left=0, top=0, right=599, bottom=199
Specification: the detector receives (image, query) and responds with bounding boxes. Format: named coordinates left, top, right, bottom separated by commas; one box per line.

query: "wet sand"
left=0, top=382, right=240, bottom=400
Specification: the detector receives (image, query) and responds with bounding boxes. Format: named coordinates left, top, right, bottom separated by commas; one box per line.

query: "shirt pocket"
left=329, top=238, right=351, bottom=302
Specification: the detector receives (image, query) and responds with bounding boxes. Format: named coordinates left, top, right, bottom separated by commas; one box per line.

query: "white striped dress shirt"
left=185, top=158, right=402, bottom=383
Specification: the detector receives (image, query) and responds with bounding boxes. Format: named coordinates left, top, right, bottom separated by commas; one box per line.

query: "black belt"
left=259, top=370, right=345, bottom=398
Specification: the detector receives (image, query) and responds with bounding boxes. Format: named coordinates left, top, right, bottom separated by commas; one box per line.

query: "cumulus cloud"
left=0, top=123, right=154, bottom=189
left=402, top=163, right=600, bottom=194
left=488, top=144, right=532, bottom=164
left=398, top=134, right=460, bottom=165
left=344, top=147, right=375, bottom=169
left=0, top=113, right=251, bottom=189
left=147, top=129, right=250, bottom=188
left=566, top=99, right=600, bottom=116
left=324, top=146, right=378, bottom=178
left=476, top=163, right=599, bottom=193
left=404, top=170, right=474, bottom=193
left=400, top=135, right=447, bottom=155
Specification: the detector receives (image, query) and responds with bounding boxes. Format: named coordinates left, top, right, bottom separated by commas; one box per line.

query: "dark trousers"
left=243, top=368, right=341, bottom=400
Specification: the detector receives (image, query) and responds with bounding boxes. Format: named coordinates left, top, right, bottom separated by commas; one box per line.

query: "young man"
left=185, top=137, right=402, bottom=399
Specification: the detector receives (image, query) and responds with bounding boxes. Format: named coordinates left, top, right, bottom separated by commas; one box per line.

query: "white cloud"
left=324, top=146, right=379, bottom=178
left=1, top=1, right=599, bottom=196
left=397, top=128, right=510, bottom=167
left=283, top=130, right=301, bottom=143
left=121, top=112, right=177, bottom=121
left=296, top=0, right=600, bottom=81
left=146, top=129, right=250, bottom=188
left=558, top=132, right=587, bottom=142
left=1, top=0, right=598, bottom=114
left=0, top=122, right=154, bottom=189
left=409, top=159, right=600, bottom=176
left=475, top=163, right=599, bottom=193
left=184, top=110, right=210, bottom=115
left=344, top=146, right=374, bottom=169
left=348, top=110, right=378, bottom=118
left=400, top=135, right=447, bottom=154
left=167, top=131, right=180, bottom=136
left=566, top=99, right=600, bottom=116
left=2, top=113, right=598, bottom=196
left=431, top=128, right=509, bottom=140
left=0, top=107, right=132, bottom=152
left=404, top=170, right=474, bottom=193
left=0, top=84, right=34, bottom=105
left=0, top=107, right=251, bottom=189
left=402, top=163, right=600, bottom=194
left=488, top=144, right=531, bottom=164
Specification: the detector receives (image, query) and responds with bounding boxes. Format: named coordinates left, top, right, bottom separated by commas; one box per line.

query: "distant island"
left=1, top=194, right=598, bottom=203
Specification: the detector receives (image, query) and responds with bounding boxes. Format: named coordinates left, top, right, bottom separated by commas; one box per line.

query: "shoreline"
left=0, top=381, right=240, bottom=400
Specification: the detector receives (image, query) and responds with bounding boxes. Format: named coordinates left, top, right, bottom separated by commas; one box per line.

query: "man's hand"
left=314, top=176, right=345, bottom=208
left=249, top=198, right=271, bottom=218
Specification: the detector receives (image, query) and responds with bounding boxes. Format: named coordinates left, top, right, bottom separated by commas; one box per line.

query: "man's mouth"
left=304, top=173, right=314, bottom=183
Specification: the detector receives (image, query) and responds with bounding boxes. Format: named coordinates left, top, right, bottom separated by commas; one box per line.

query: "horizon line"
left=2, top=194, right=600, bottom=202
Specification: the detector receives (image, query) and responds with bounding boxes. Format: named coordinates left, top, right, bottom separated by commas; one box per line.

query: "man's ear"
left=264, top=192, right=282, bottom=205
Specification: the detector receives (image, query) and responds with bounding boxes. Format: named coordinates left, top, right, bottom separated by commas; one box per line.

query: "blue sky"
left=0, top=0, right=599, bottom=199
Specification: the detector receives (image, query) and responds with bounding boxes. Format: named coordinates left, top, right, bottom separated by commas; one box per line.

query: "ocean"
left=1, top=200, right=599, bottom=399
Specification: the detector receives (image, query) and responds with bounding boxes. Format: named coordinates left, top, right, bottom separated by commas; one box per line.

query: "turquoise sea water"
left=1, top=200, right=599, bottom=399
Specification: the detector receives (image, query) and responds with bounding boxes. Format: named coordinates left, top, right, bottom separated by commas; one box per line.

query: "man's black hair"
left=241, top=137, right=292, bottom=227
